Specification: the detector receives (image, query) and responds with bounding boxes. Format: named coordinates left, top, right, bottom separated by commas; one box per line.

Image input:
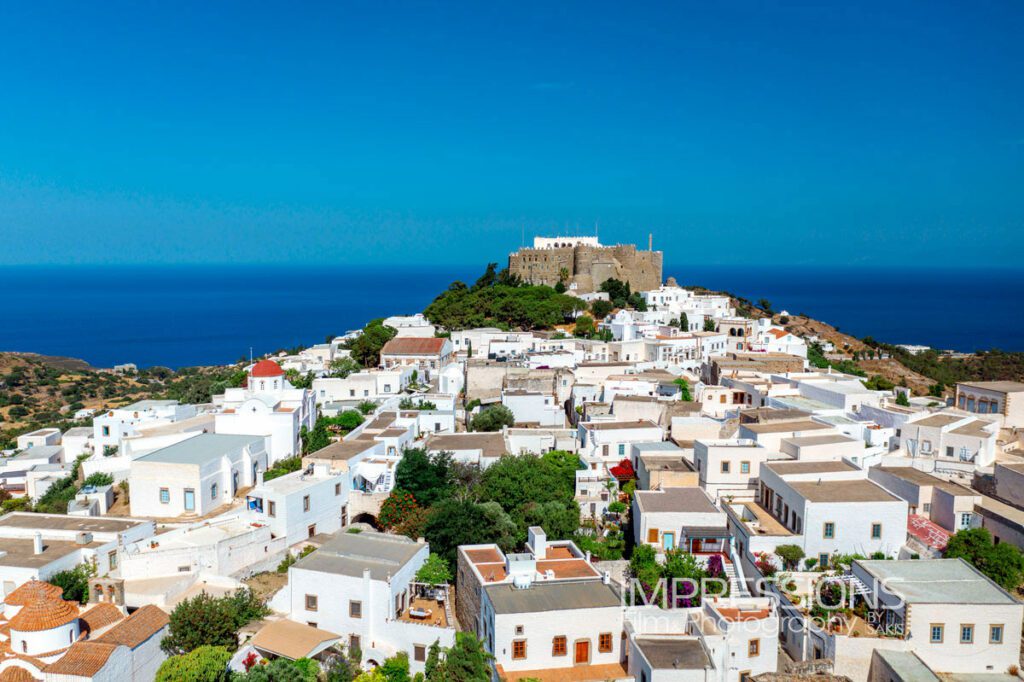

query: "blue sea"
left=1, top=264, right=1021, bottom=368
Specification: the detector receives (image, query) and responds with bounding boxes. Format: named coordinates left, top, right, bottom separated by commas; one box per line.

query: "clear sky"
left=1, top=1, right=1021, bottom=267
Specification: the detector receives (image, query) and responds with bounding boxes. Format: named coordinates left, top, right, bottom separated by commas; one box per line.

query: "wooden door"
left=574, top=640, right=589, bottom=664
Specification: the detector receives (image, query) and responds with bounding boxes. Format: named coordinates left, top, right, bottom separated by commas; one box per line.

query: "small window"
left=823, top=522, right=835, bottom=539
left=108, top=550, right=118, bottom=570
left=307, top=621, right=317, bottom=628
left=552, top=635, right=567, bottom=656
left=930, top=624, right=944, bottom=643
left=350, top=600, right=362, bottom=618
left=512, top=639, right=527, bottom=659
left=599, top=633, right=613, bottom=653
left=515, top=625, right=524, bottom=636
left=618, top=444, right=625, bottom=456
left=305, top=594, right=318, bottom=611
left=335, top=483, right=342, bottom=496
left=159, top=488, right=170, bottom=504
left=748, top=638, right=760, bottom=656
left=349, top=634, right=360, bottom=651
left=871, top=523, right=882, bottom=539
left=990, top=624, right=1004, bottom=644
left=818, top=553, right=829, bottom=568
left=740, top=461, right=750, bottom=474
left=960, top=624, right=974, bottom=643
left=211, top=483, right=218, bottom=500
left=414, top=644, right=426, bottom=662
left=721, top=461, right=731, bottom=474
left=268, top=500, right=276, bottom=517
left=102, top=425, right=111, bottom=437
left=923, top=502, right=931, bottom=513
left=303, top=495, right=311, bottom=512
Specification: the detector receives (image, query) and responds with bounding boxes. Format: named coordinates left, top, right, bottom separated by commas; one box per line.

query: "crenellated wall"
left=509, top=242, right=662, bottom=293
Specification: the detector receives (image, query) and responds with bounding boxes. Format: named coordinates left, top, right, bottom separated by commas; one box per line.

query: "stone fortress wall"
left=508, top=238, right=662, bottom=294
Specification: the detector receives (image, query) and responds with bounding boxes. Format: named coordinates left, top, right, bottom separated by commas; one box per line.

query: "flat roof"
left=0, top=512, right=144, bottom=533
left=958, top=381, right=1024, bottom=393
left=766, top=460, right=858, bottom=476
left=426, top=432, right=507, bottom=458
left=294, top=529, right=423, bottom=581
left=783, top=434, right=859, bottom=447
left=856, top=558, right=1017, bottom=605
left=484, top=580, right=620, bottom=615
left=913, top=414, right=964, bottom=428
left=789, top=479, right=901, bottom=504
left=871, top=650, right=938, bottom=682
left=307, top=439, right=379, bottom=462
left=136, top=433, right=261, bottom=465
left=585, top=420, right=659, bottom=431
left=873, top=467, right=978, bottom=496
left=633, top=442, right=684, bottom=454
left=742, top=420, right=830, bottom=434
left=635, top=487, right=720, bottom=514
left=633, top=638, right=711, bottom=670
left=950, top=420, right=994, bottom=438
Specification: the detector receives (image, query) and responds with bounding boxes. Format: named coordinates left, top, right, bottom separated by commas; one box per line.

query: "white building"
left=284, top=530, right=455, bottom=674
left=896, top=412, right=999, bottom=468
left=693, top=439, right=778, bottom=501
left=954, top=380, right=1024, bottom=428
left=578, top=420, right=663, bottom=469
left=382, top=313, right=437, bottom=338
left=633, top=487, right=729, bottom=555
left=313, top=368, right=414, bottom=404
left=215, top=359, right=316, bottom=463
left=129, top=433, right=268, bottom=518
left=501, top=390, right=565, bottom=427
left=16, top=428, right=61, bottom=451
left=379, top=337, right=453, bottom=381
left=244, top=463, right=350, bottom=546
left=92, top=400, right=198, bottom=453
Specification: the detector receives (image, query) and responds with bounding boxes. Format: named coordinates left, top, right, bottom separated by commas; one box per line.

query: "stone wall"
left=508, top=243, right=662, bottom=294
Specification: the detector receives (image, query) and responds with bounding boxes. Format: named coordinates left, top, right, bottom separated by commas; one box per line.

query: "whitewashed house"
left=93, top=400, right=198, bottom=453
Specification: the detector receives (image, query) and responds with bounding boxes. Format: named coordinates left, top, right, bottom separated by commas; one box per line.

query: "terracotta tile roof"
left=80, top=603, right=125, bottom=633
left=96, top=605, right=168, bottom=649
left=0, top=666, right=39, bottom=682
left=767, top=328, right=790, bottom=339
left=380, top=337, right=447, bottom=356
left=4, top=581, right=62, bottom=606
left=8, top=589, right=79, bottom=633
left=42, top=641, right=119, bottom=676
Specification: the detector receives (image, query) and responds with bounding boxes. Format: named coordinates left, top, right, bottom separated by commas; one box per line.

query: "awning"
left=251, top=619, right=341, bottom=661
left=680, top=526, right=730, bottom=539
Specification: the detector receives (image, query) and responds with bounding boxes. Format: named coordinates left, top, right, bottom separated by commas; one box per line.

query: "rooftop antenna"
left=649, top=232, right=653, bottom=251
left=249, top=347, right=253, bottom=365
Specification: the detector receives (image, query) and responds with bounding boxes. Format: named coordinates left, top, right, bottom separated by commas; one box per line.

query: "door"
left=232, top=471, right=239, bottom=495
left=663, top=532, right=675, bottom=551
left=574, top=640, right=589, bottom=664
left=184, top=489, right=195, bottom=512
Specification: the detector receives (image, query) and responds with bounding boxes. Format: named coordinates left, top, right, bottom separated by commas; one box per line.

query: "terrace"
left=725, top=500, right=793, bottom=537
left=396, top=583, right=453, bottom=629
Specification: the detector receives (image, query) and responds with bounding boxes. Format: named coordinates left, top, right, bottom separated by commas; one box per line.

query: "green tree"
left=49, top=561, right=96, bottom=603
left=395, top=449, right=454, bottom=507
left=424, top=640, right=442, bottom=681
left=330, top=357, right=362, bottom=378
left=156, top=645, right=232, bottom=682
left=302, top=419, right=332, bottom=454
left=473, top=263, right=500, bottom=290
left=945, top=527, right=1024, bottom=590
left=703, top=318, right=717, bottom=332
left=470, top=405, right=515, bottom=432
left=357, top=400, right=378, bottom=415
left=423, top=500, right=498, bottom=569
left=416, top=553, right=454, bottom=585
left=162, top=589, right=267, bottom=655
left=590, top=299, right=613, bottom=319
left=346, top=319, right=398, bottom=367
left=775, top=544, right=805, bottom=570
left=599, top=278, right=631, bottom=308
left=82, top=472, right=114, bottom=487
left=758, top=298, right=774, bottom=314
left=379, top=652, right=411, bottom=682
left=674, top=377, right=692, bottom=402
left=238, top=657, right=320, bottom=682
left=443, top=632, right=492, bottom=682
left=678, top=312, right=689, bottom=331
left=896, top=391, right=911, bottom=407
left=573, top=315, right=596, bottom=338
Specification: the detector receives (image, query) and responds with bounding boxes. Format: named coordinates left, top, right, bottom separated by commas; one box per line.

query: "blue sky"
left=1, top=1, right=1021, bottom=267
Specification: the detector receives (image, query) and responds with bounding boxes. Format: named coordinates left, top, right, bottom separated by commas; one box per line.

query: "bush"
left=49, top=561, right=96, bottom=604
left=277, top=545, right=316, bottom=573
left=470, top=405, right=515, bottom=432
left=263, top=456, right=303, bottom=482
left=161, top=589, right=268, bottom=655
left=775, top=544, right=805, bottom=570
left=82, top=472, right=114, bottom=487
left=156, top=646, right=232, bottom=682
left=607, top=501, right=627, bottom=514
left=415, top=553, right=453, bottom=585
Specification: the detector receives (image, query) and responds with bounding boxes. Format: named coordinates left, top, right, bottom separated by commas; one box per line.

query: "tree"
left=379, top=652, right=411, bottom=682
left=302, top=419, right=332, bottom=454
left=82, top=472, right=114, bottom=487
left=945, top=527, right=1024, bottom=590
left=470, top=405, right=515, bottom=432
left=674, top=377, right=692, bottom=402
left=162, top=589, right=267, bottom=655
left=473, top=263, right=499, bottom=290
left=775, top=544, right=806, bottom=570
left=590, top=299, right=613, bottom=319
left=330, top=357, right=362, bottom=378
left=357, top=400, right=377, bottom=415
left=238, top=657, right=320, bottom=682
left=379, top=489, right=424, bottom=533
left=423, top=500, right=498, bottom=569
left=758, top=298, right=774, bottom=314
left=443, top=632, right=492, bottom=682
left=346, top=319, right=398, bottom=367
left=678, top=312, right=689, bottom=331
left=156, top=645, right=232, bottom=682
left=395, top=449, right=454, bottom=507
left=573, top=315, right=596, bottom=338
left=49, top=562, right=96, bottom=604
left=896, top=391, right=911, bottom=407
left=416, top=553, right=453, bottom=585
left=703, top=318, right=717, bottom=332
left=599, top=278, right=631, bottom=308
left=424, top=640, right=442, bottom=681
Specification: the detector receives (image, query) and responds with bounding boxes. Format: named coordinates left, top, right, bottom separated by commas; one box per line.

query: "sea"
left=1, top=264, right=1021, bottom=369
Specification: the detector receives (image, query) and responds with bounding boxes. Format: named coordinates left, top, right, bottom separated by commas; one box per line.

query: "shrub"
left=156, top=646, right=232, bottom=682
left=277, top=545, right=316, bottom=573
left=415, top=553, right=453, bottom=585
left=82, top=472, right=114, bottom=487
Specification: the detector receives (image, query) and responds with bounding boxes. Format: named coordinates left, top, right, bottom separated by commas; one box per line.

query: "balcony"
left=396, top=583, right=452, bottom=629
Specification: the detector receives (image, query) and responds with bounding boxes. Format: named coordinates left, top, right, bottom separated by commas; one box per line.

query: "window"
left=184, top=488, right=195, bottom=512
left=618, top=444, right=625, bottom=456
left=515, top=625, right=524, bottom=636
left=740, top=461, right=750, bottom=474
left=599, top=633, right=613, bottom=653
left=721, top=461, right=731, bottom=474
left=159, top=488, right=170, bottom=504
left=414, top=645, right=426, bottom=662
left=303, top=495, right=311, bottom=512
left=552, top=636, right=567, bottom=656
left=990, top=624, right=1004, bottom=644
left=305, top=594, right=318, bottom=611
left=960, top=513, right=972, bottom=528
left=512, top=640, right=527, bottom=659
left=211, top=483, right=218, bottom=500
left=818, top=553, right=829, bottom=568
left=349, top=634, right=360, bottom=651
left=923, top=502, right=931, bottom=513
left=335, top=483, right=341, bottom=496
left=108, top=550, right=118, bottom=570
left=921, top=440, right=932, bottom=454
left=268, top=500, right=276, bottom=517
left=960, top=624, right=974, bottom=643
left=871, top=523, right=882, bottom=539
left=823, top=522, right=835, bottom=539
left=748, top=639, right=760, bottom=656
left=102, top=425, right=110, bottom=437
left=307, top=622, right=317, bottom=628
left=930, top=624, right=944, bottom=643
left=350, top=600, right=362, bottom=618
left=946, top=446, right=955, bottom=458
left=647, top=528, right=659, bottom=543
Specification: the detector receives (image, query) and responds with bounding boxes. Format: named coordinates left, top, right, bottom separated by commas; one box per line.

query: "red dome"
left=250, top=360, right=285, bottom=378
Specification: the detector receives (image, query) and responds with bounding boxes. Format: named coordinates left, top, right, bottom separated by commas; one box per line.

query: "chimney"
left=528, top=526, right=547, bottom=560
left=33, top=532, right=43, bottom=555
left=648, top=233, right=653, bottom=251
left=256, top=470, right=265, bottom=486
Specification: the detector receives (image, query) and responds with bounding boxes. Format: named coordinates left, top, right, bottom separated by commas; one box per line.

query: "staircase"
left=723, top=559, right=750, bottom=597
left=374, top=470, right=394, bottom=494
